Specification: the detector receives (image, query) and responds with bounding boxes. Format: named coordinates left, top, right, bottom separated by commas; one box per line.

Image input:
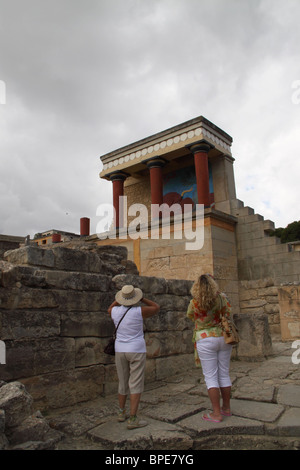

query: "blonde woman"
left=187, top=274, right=232, bottom=423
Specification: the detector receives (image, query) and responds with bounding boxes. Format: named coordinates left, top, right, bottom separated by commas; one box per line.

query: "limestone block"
left=40, top=270, right=112, bottom=292
left=234, top=313, right=273, bottom=360
left=75, top=337, right=106, bottom=367
left=112, top=273, right=168, bottom=294
left=7, top=410, right=62, bottom=447
left=240, top=299, right=267, bottom=309
left=151, top=293, right=190, bottom=312
left=0, top=287, right=58, bottom=310
left=4, top=246, right=55, bottom=268
left=0, top=263, right=47, bottom=288
left=144, top=310, right=192, bottom=333
left=0, top=310, right=60, bottom=340
left=144, top=358, right=156, bottom=383
left=0, top=433, right=9, bottom=450
left=53, top=290, right=114, bottom=312
left=166, top=279, right=193, bottom=296
left=155, top=354, right=194, bottom=380
left=22, top=365, right=105, bottom=410
left=3, top=245, right=119, bottom=274
left=141, top=257, right=170, bottom=275
left=169, top=255, right=187, bottom=270
left=0, top=286, right=114, bottom=312
left=2, top=337, right=75, bottom=381
left=145, top=330, right=193, bottom=358
left=0, top=382, right=33, bottom=428
left=61, top=311, right=114, bottom=337
left=278, top=285, right=300, bottom=340
left=0, top=409, right=4, bottom=433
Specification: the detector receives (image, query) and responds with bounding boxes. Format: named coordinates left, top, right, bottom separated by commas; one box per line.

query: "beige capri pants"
left=115, top=352, right=146, bottom=395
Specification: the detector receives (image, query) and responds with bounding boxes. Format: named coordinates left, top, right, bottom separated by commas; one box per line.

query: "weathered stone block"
left=61, top=311, right=114, bottom=337
left=240, top=299, right=267, bottom=309
left=7, top=410, right=62, bottom=446
left=2, top=338, right=75, bottom=381
left=0, top=310, right=60, bottom=340
left=155, top=354, right=194, bottom=380
left=21, top=365, right=105, bottom=410
left=166, top=279, right=193, bottom=296
left=4, top=246, right=55, bottom=268
left=53, top=290, right=114, bottom=312
left=75, top=337, right=106, bottom=367
left=50, top=246, right=104, bottom=273
left=144, top=310, right=192, bottom=332
left=234, top=313, right=273, bottom=360
left=0, top=409, right=5, bottom=433
left=0, top=382, right=33, bottom=428
left=0, top=287, right=58, bottom=310
left=145, top=331, right=193, bottom=358
left=278, top=285, right=300, bottom=340
left=0, top=263, right=47, bottom=288
left=112, top=273, right=168, bottom=294
left=40, top=270, right=112, bottom=291
left=151, top=293, right=190, bottom=312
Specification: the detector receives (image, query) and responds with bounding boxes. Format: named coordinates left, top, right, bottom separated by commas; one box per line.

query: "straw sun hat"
left=115, top=285, right=143, bottom=306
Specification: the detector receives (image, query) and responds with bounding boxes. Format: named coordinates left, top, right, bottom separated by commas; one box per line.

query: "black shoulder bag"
left=104, top=307, right=132, bottom=355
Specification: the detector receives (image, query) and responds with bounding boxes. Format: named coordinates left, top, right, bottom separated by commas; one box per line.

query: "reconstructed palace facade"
left=94, top=115, right=300, bottom=340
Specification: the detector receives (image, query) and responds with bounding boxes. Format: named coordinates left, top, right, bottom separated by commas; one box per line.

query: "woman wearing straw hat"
left=108, top=285, right=160, bottom=429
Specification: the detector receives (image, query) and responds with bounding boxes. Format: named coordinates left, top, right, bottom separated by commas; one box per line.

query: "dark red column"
left=110, top=172, right=127, bottom=228
left=187, top=141, right=214, bottom=208
left=80, top=217, right=90, bottom=236
left=145, top=157, right=166, bottom=219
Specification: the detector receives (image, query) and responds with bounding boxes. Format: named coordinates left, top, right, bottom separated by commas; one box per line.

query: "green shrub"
left=269, top=221, right=300, bottom=243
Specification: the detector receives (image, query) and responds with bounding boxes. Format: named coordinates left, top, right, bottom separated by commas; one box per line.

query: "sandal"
left=221, top=409, right=232, bottom=417
left=202, top=412, right=222, bottom=423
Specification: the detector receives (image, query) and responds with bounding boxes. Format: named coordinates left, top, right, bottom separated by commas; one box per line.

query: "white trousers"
left=196, top=336, right=232, bottom=390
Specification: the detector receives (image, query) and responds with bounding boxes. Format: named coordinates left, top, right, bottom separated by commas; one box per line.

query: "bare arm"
left=107, top=300, right=120, bottom=315
left=141, top=297, right=160, bottom=319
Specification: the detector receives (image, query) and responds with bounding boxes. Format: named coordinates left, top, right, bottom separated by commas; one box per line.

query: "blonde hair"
left=191, top=274, right=219, bottom=311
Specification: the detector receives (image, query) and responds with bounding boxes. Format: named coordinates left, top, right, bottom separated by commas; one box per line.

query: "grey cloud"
left=0, top=0, right=299, bottom=237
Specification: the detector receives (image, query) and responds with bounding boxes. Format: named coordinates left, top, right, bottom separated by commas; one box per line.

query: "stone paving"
left=47, top=341, right=300, bottom=450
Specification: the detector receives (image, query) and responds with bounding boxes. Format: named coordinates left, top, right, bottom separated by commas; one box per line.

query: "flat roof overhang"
left=99, top=116, right=233, bottom=181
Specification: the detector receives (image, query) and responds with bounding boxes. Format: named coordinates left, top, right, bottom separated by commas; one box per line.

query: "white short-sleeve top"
left=111, top=305, right=146, bottom=353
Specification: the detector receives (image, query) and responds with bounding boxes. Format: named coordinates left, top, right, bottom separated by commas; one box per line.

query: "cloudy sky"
left=0, top=0, right=299, bottom=238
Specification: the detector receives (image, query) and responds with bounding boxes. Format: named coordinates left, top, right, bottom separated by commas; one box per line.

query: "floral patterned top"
left=186, top=292, right=231, bottom=367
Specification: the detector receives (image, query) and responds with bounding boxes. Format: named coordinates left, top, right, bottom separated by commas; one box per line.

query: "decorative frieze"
left=100, top=116, right=232, bottom=176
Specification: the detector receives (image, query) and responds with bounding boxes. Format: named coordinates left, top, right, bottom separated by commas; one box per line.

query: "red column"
left=80, top=217, right=90, bottom=236
left=145, top=158, right=166, bottom=219
left=110, top=172, right=127, bottom=228
left=188, top=141, right=214, bottom=208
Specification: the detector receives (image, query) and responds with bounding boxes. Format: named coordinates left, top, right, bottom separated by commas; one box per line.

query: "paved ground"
left=47, top=341, right=300, bottom=450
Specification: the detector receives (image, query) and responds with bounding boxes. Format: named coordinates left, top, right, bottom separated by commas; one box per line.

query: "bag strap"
left=114, top=306, right=132, bottom=336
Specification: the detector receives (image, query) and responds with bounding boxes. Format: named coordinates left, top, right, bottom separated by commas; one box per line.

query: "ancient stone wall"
left=0, top=243, right=194, bottom=411
left=234, top=201, right=300, bottom=342
left=235, top=203, right=300, bottom=284
left=239, top=279, right=280, bottom=338
left=277, top=284, right=300, bottom=341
